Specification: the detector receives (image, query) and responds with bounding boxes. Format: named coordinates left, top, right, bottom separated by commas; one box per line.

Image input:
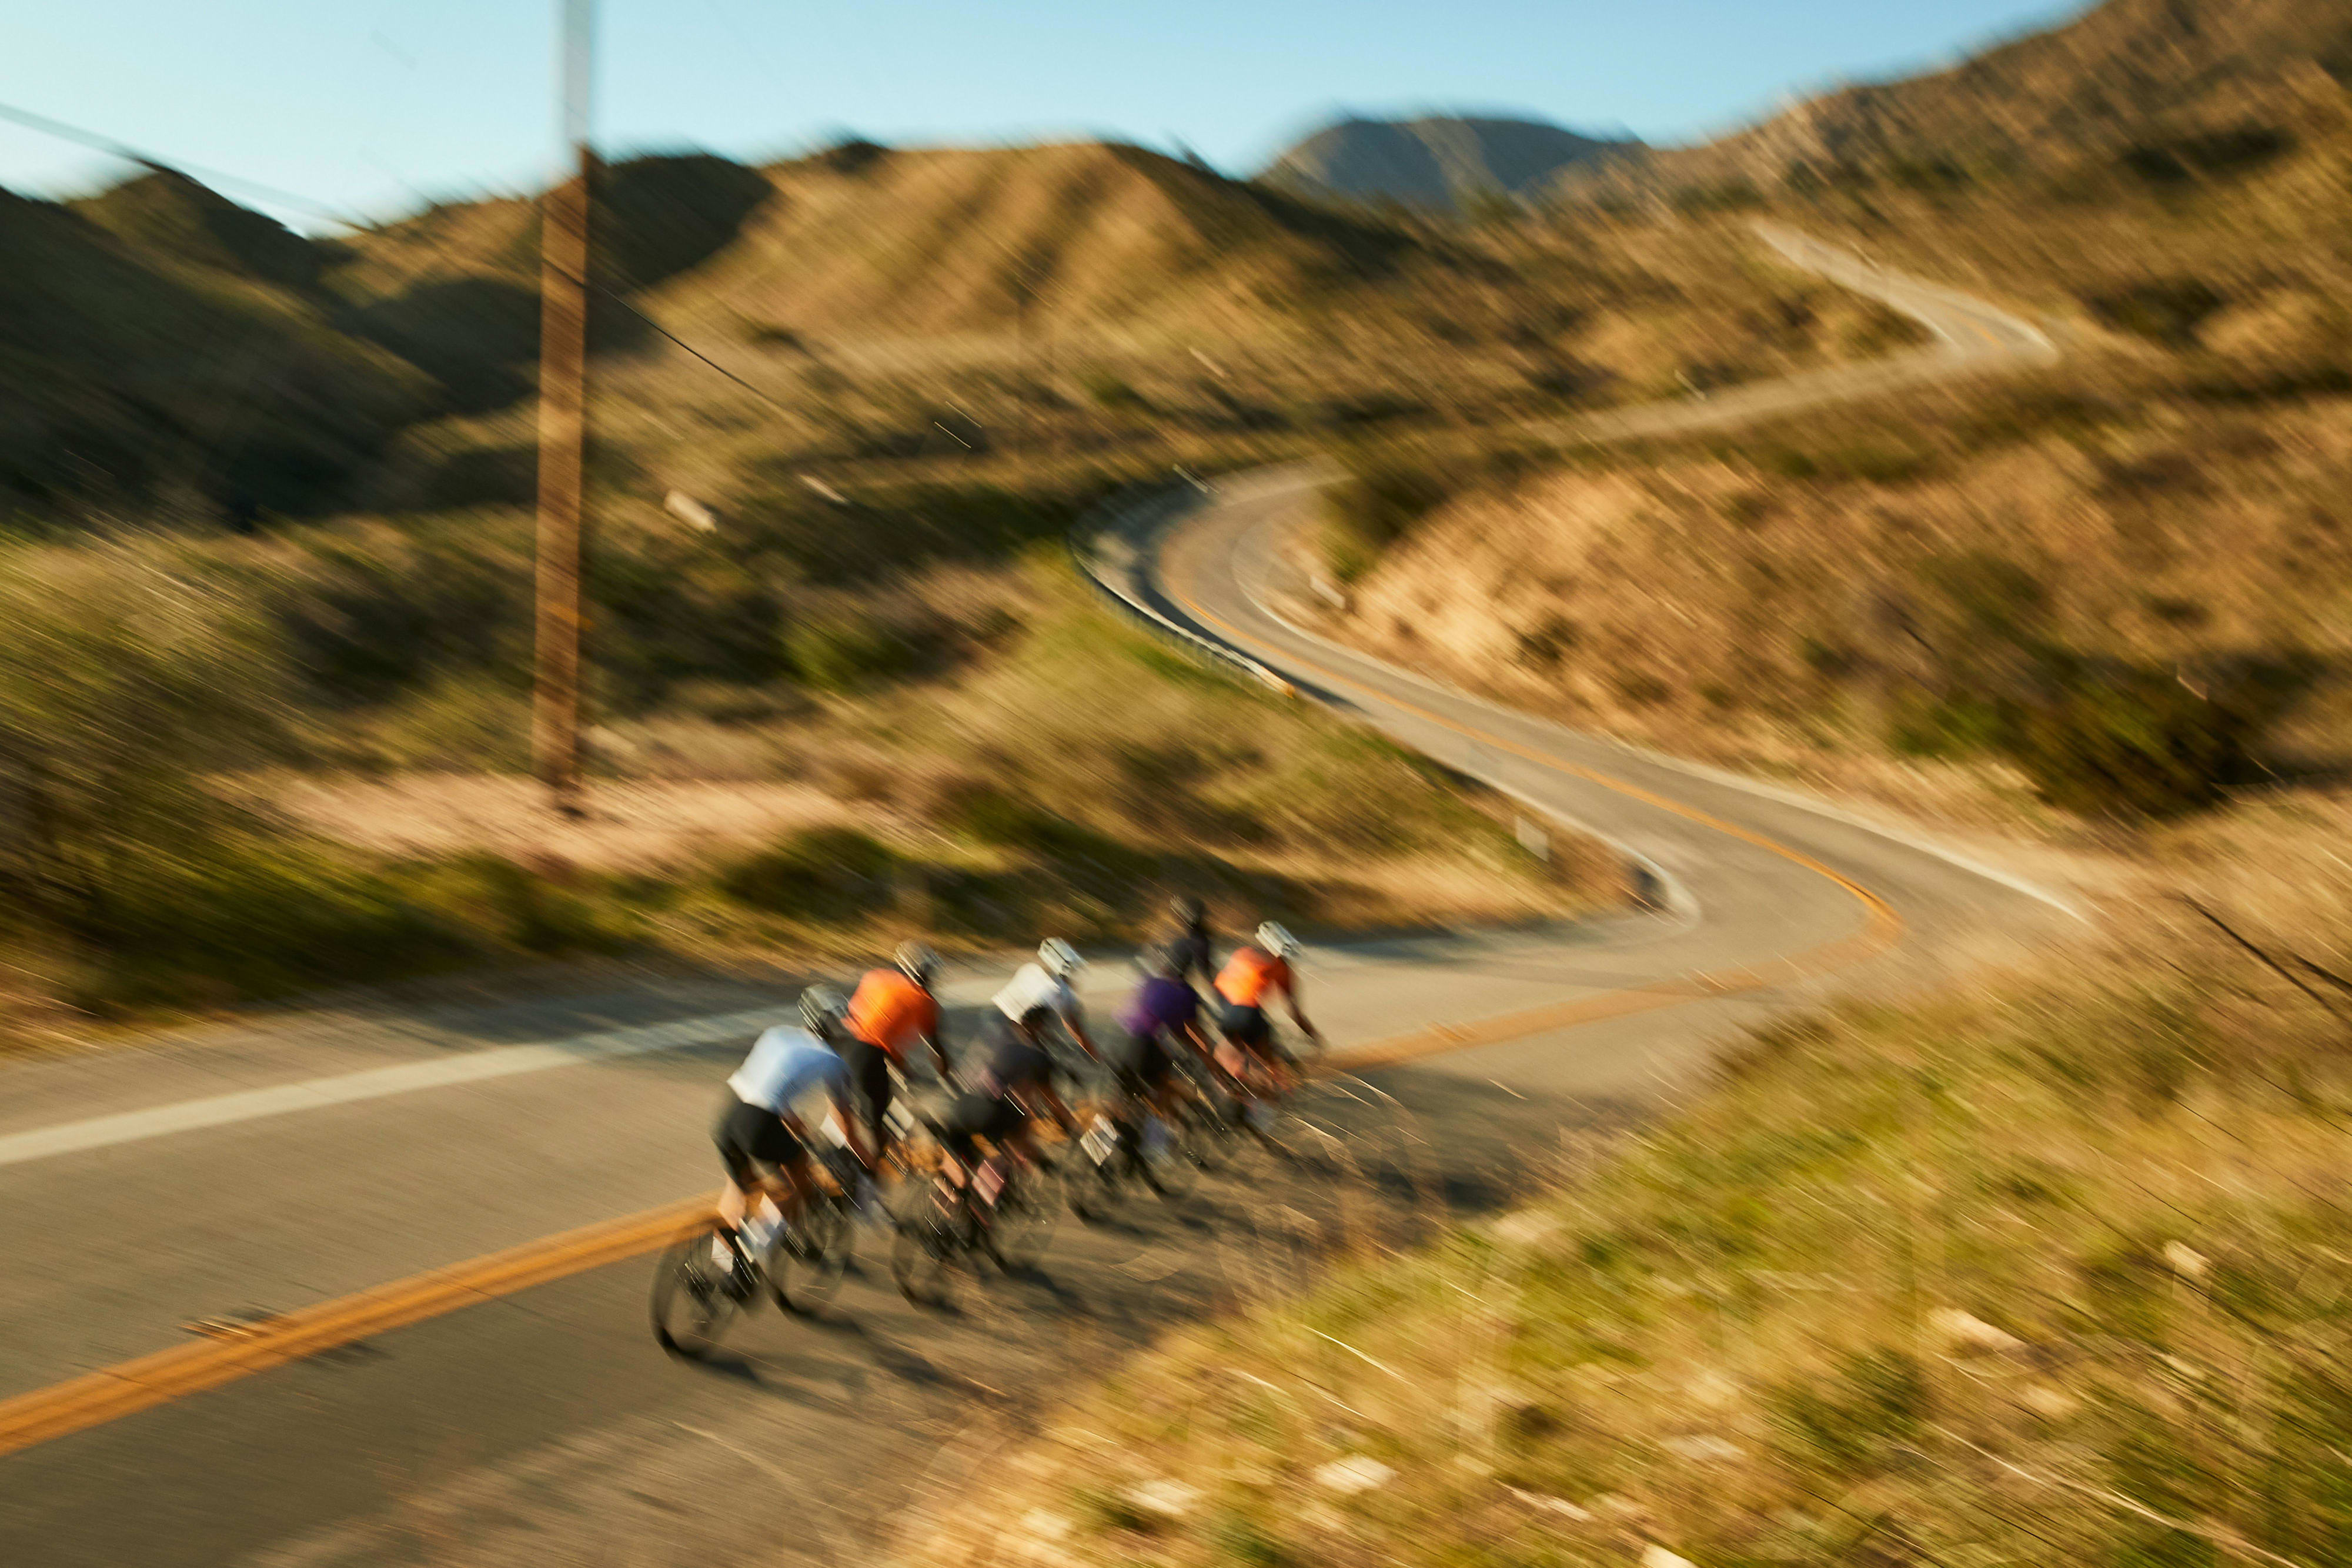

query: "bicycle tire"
left=890, top=1203, right=961, bottom=1307
left=985, top=1171, right=1060, bottom=1273
left=1064, top=1131, right=1125, bottom=1223
left=652, top=1230, right=751, bottom=1359
left=1172, top=1094, right=1237, bottom=1174
left=1139, top=1117, right=1200, bottom=1201
left=767, top=1198, right=853, bottom=1315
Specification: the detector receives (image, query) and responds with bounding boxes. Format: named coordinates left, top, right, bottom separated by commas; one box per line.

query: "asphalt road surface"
left=0, top=229, right=2073, bottom=1567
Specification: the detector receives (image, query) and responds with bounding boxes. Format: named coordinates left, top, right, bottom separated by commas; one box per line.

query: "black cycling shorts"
left=1217, top=1001, right=1271, bottom=1050
left=840, top=1035, right=895, bottom=1149
left=935, top=1089, right=1029, bottom=1165
left=714, top=1094, right=806, bottom=1186
left=1111, top=1029, right=1177, bottom=1096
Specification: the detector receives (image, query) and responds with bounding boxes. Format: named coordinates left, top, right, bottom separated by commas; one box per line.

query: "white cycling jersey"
left=992, top=961, right=1080, bottom=1025
left=727, top=1025, right=850, bottom=1115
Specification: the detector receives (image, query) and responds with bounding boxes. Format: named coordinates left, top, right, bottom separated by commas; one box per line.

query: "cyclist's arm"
left=1064, top=1002, right=1099, bottom=1062
left=1279, top=976, right=1321, bottom=1042
left=1178, top=1015, right=1212, bottom=1060
left=823, top=1089, right=874, bottom=1171
left=918, top=1005, right=953, bottom=1079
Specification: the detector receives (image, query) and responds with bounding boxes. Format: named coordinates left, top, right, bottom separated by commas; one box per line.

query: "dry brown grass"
left=889, top=787, right=2352, bottom=1568
left=1306, top=350, right=2352, bottom=837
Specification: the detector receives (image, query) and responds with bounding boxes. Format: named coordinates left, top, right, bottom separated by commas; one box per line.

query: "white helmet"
left=1255, top=922, right=1301, bottom=959
left=1038, top=937, right=1084, bottom=979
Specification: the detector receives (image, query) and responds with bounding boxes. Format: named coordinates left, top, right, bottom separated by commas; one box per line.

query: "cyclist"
left=993, top=937, right=1100, bottom=1066
left=1212, top=921, right=1324, bottom=1107
left=710, top=985, right=874, bottom=1277
left=931, top=1002, right=1077, bottom=1203
left=1108, top=942, right=1213, bottom=1158
left=1162, top=895, right=1217, bottom=994
left=843, top=941, right=953, bottom=1161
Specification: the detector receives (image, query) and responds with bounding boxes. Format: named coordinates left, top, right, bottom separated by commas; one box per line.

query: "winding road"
left=0, top=228, right=2073, bottom=1567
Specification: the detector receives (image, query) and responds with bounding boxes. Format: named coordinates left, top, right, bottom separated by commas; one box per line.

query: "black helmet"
left=1169, top=894, right=1206, bottom=928
left=894, top=940, right=939, bottom=987
left=799, top=984, right=849, bottom=1037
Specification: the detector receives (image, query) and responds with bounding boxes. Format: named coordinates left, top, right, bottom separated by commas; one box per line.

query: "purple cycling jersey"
left=1119, top=975, right=1198, bottom=1039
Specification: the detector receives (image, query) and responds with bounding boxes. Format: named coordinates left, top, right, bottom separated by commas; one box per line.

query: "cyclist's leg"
left=844, top=1037, right=893, bottom=1157
left=934, top=1091, right=995, bottom=1191
left=714, top=1097, right=793, bottom=1231
left=1218, top=1005, right=1275, bottom=1093
left=774, top=1148, right=817, bottom=1225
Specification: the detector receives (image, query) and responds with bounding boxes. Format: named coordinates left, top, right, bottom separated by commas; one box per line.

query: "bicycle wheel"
left=890, top=1189, right=964, bottom=1308
left=768, top=1198, right=853, bottom=1315
left=1140, top=1116, right=1200, bottom=1201
left=1242, top=1097, right=1325, bottom=1167
left=1064, top=1128, right=1126, bottom=1223
left=1171, top=1093, right=1237, bottom=1175
left=652, top=1229, right=752, bottom=1359
left=985, top=1169, right=1060, bottom=1273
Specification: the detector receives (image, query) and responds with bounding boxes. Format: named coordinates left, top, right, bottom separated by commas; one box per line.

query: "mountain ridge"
left=1262, top=113, right=1636, bottom=211
left=1553, top=0, right=2352, bottom=200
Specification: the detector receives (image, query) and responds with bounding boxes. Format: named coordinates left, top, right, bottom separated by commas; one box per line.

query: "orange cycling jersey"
left=846, top=968, right=939, bottom=1059
left=1215, top=947, right=1293, bottom=1009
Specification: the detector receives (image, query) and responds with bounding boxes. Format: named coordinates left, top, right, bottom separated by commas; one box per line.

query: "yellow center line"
left=0, top=1198, right=713, bottom=1460
left=0, top=525, right=1909, bottom=1465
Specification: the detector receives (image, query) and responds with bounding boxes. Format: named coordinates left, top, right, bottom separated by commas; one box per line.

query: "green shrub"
left=2005, top=660, right=2260, bottom=819
left=784, top=614, right=918, bottom=692
left=1322, top=463, right=1452, bottom=583
left=398, top=855, right=634, bottom=957
left=1887, top=692, right=2014, bottom=759
left=1078, top=369, right=1150, bottom=412
left=1670, top=179, right=1767, bottom=214
left=2083, top=278, right=2228, bottom=348
left=66, top=838, right=476, bottom=1012
left=717, top=826, right=899, bottom=920
left=1767, top=1348, right=1931, bottom=1480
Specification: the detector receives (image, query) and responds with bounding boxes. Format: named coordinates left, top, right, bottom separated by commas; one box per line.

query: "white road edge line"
left=1185, top=218, right=2089, bottom=926
left=1223, top=468, right=2089, bottom=928
left=0, top=924, right=1628, bottom=1168
left=0, top=1007, right=791, bottom=1171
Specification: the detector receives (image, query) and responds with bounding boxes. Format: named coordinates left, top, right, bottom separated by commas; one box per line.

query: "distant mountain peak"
left=1259, top=112, right=1640, bottom=212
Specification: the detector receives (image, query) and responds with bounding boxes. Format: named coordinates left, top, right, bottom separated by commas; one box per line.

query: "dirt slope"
left=1563, top=0, right=2352, bottom=197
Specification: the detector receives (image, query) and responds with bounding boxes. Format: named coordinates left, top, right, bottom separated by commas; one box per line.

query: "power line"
left=0, top=99, right=356, bottom=226
left=2, top=91, right=797, bottom=417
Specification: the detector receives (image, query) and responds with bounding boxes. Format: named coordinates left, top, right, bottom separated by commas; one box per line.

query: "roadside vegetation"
left=0, top=466, right=1607, bottom=1052
left=1312, top=342, right=2352, bottom=834
left=1302, top=40, right=2352, bottom=838
left=903, top=792, right=2352, bottom=1568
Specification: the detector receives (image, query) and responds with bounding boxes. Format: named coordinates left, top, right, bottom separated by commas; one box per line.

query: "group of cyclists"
left=703, top=897, right=1322, bottom=1294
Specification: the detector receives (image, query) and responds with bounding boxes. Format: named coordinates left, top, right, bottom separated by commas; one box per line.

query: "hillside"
left=329, top=141, right=1454, bottom=353
left=330, top=138, right=1909, bottom=520
left=1261, top=113, right=1635, bottom=212
left=2, top=132, right=1946, bottom=536
left=0, top=142, right=1443, bottom=530
left=1558, top=0, right=2352, bottom=200
left=0, top=178, right=425, bottom=529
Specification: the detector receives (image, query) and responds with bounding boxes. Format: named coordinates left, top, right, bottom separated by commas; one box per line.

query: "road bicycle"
left=888, top=1132, right=1060, bottom=1308
left=650, top=1148, right=863, bottom=1358
left=1063, top=1056, right=1248, bottom=1218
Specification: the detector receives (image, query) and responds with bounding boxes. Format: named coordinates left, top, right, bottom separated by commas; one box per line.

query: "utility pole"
left=533, top=0, right=594, bottom=817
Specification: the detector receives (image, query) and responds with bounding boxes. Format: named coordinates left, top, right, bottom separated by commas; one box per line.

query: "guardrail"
left=1067, top=475, right=1298, bottom=697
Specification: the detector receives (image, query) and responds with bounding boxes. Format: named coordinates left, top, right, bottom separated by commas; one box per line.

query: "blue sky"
left=1, top=0, right=2088, bottom=229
